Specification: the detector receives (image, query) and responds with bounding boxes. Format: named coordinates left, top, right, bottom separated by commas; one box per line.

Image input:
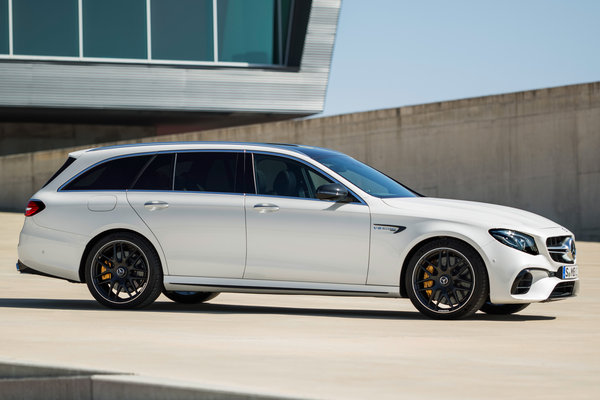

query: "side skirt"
left=163, top=276, right=400, bottom=298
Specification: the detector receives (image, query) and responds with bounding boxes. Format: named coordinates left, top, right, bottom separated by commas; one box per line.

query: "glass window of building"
left=0, top=0, right=8, bottom=54
left=151, top=0, right=214, bottom=62
left=218, top=0, right=276, bottom=64
left=13, top=0, right=79, bottom=56
left=82, top=0, right=147, bottom=59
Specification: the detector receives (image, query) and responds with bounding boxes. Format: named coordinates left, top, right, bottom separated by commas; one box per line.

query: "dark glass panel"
left=0, top=0, right=8, bottom=54
left=13, top=0, right=78, bottom=56
left=253, top=154, right=332, bottom=199
left=151, top=0, right=213, bottom=61
left=83, top=0, right=147, bottom=59
left=132, top=153, right=174, bottom=190
left=174, top=152, right=241, bottom=194
left=64, top=155, right=152, bottom=190
left=217, top=0, right=275, bottom=64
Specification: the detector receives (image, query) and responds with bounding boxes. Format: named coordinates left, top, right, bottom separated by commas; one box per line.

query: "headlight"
left=489, top=229, right=539, bottom=255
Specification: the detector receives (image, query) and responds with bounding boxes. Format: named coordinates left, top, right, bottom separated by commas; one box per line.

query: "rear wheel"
left=405, top=238, right=488, bottom=320
left=85, top=232, right=163, bottom=309
left=162, top=290, right=219, bottom=304
left=480, top=302, right=529, bottom=315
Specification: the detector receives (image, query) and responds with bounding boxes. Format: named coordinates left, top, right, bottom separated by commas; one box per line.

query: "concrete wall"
left=1, top=81, right=598, bottom=240
left=0, top=123, right=156, bottom=156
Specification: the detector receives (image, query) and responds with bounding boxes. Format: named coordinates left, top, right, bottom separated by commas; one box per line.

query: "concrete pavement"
left=1, top=211, right=599, bottom=399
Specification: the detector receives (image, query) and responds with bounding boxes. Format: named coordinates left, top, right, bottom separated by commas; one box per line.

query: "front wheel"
left=405, top=238, right=488, bottom=320
left=84, top=233, right=163, bottom=309
left=480, top=302, right=529, bottom=315
left=162, top=290, right=219, bottom=304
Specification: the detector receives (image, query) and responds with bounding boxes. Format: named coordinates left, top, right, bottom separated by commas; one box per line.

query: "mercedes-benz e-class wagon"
left=17, top=142, right=579, bottom=319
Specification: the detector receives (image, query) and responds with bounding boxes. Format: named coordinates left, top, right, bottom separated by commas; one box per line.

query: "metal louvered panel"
left=0, top=0, right=340, bottom=115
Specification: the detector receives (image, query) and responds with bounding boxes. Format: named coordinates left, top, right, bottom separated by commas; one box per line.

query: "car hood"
left=382, top=197, right=560, bottom=231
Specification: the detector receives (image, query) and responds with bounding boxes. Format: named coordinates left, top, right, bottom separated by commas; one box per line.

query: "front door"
left=244, top=153, right=371, bottom=284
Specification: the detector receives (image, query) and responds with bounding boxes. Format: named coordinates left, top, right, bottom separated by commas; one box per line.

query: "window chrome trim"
left=58, top=149, right=245, bottom=193
left=248, top=150, right=368, bottom=206
left=56, top=148, right=367, bottom=205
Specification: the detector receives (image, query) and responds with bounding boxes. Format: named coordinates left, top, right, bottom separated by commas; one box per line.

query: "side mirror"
left=316, top=183, right=349, bottom=202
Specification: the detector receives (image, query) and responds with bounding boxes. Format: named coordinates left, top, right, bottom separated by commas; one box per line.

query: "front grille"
left=546, top=236, right=576, bottom=264
left=548, top=281, right=576, bottom=299
left=546, top=236, right=569, bottom=247
left=511, top=270, right=533, bottom=295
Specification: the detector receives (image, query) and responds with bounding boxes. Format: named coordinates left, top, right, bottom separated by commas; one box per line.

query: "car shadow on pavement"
left=0, top=298, right=556, bottom=321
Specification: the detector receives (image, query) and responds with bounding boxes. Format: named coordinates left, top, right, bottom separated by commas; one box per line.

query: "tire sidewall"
left=162, top=291, right=219, bottom=304
left=85, top=232, right=163, bottom=309
left=405, top=238, right=489, bottom=320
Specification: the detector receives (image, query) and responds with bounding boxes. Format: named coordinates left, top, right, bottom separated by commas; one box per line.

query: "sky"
left=320, top=0, right=600, bottom=116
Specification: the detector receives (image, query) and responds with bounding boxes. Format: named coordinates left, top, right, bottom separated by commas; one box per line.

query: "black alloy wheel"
left=480, top=302, right=529, bottom=315
left=162, top=290, right=220, bottom=304
left=85, top=233, right=163, bottom=309
left=406, top=238, right=488, bottom=319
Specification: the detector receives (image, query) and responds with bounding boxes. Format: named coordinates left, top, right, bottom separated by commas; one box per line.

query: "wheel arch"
left=78, top=228, right=164, bottom=283
left=399, top=235, right=489, bottom=298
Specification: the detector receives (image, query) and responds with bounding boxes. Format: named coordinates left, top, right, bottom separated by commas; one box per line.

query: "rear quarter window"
left=62, top=155, right=153, bottom=191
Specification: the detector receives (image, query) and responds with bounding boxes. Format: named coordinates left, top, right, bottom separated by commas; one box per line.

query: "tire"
left=405, top=238, right=488, bottom=320
left=480, top=302, right=529, bottom=315
left=84, top=232, right=163, bottom=309
left=162, top=290, right=219, bottom=304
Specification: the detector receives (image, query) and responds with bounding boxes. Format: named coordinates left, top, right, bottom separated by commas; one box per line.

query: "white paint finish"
left=127, top=191, right=246, bottom=278
left=244, top=196, right=370, bottom=284
left=87, top=195, right=116, bottom=212
left=17, top=142, right=579, bottom=313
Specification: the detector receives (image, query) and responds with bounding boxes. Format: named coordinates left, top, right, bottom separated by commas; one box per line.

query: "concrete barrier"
left=0, top=360, right=303, bottom=400
left=1, top=81, right=598, bottom=239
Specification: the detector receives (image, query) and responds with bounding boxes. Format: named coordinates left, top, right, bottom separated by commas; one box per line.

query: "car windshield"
left=314, top=154, right=418, bottom=198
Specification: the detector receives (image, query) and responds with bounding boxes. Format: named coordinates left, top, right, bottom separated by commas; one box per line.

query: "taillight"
left=25, top=200, right=45, bottom=217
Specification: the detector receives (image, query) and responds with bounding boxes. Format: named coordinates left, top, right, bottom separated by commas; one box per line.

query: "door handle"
left=253, top=203, right=280, bottom=213
left=144, top=200, right=169, bottom=211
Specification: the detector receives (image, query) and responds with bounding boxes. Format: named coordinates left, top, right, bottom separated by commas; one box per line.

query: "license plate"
left=562, top=265, right=578, bottom=280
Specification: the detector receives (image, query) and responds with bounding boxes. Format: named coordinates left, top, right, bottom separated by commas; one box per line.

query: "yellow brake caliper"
left=101, top=260, right=112, bottom=281
left=423, top=265, right=435, bottom=297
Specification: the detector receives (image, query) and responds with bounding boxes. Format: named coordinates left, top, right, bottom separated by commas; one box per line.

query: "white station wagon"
left=17, top=142, right=579, bottom=319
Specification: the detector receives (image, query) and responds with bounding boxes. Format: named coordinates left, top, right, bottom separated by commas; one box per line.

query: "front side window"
left=62, top=155, right=152, bottom=190
left=314, top=154, right=417, bottom=198
left=253, top=154, right=333, bottom=199
left=174, top=152, right=241, bottom=193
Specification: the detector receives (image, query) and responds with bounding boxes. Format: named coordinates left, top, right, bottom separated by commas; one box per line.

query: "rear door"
left=126, top=151, right=246, bottom=278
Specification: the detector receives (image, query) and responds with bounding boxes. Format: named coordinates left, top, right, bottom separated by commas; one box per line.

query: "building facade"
left=0, top=0, right=341, bottom=154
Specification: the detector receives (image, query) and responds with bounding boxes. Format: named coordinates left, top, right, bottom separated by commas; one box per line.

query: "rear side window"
left=62, top=155, right=152, bottom=191
left=132, top=153, right=175, bottom=191
left=43, top=156, right=76, bottom=188
left=174, top=152, right=242, bottom=193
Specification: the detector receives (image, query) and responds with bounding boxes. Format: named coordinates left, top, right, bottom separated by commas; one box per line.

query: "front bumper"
left=482, top=228, right=580, bottom=304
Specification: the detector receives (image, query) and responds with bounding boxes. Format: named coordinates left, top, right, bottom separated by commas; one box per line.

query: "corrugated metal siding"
left=0, top=0, right=340, bottom=115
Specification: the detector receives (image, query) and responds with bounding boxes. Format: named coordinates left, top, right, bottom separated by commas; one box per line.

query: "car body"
left=17, top=142, right=579, bottom=319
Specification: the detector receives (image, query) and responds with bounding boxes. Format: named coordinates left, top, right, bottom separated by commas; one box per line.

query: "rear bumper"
left=18, top=218, right=87, bottom=282
left=16, top=260, right=79, bottom=283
